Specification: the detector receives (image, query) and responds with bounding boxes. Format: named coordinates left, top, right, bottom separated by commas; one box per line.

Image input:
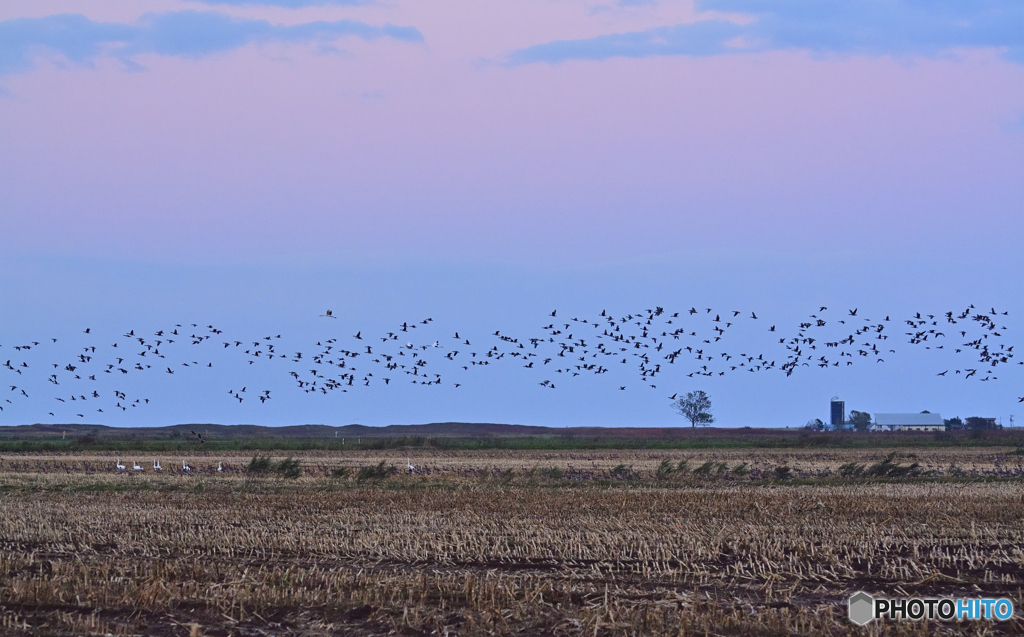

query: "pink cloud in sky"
left=0, top=1, right=1022, bottom=265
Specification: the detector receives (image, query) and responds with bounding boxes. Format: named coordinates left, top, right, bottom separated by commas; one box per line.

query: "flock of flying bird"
left=1, top=304, right=1021, bottom=420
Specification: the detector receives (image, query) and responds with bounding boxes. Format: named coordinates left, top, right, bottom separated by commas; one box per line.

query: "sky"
left=1, top=0, right=1023, bottom=429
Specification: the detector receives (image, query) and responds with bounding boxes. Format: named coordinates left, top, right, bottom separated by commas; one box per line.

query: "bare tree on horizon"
left=673, top=391, right=714, bottom=428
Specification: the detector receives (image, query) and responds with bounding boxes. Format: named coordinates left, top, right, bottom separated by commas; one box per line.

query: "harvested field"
left=0, top=449, right=1022, bottom=635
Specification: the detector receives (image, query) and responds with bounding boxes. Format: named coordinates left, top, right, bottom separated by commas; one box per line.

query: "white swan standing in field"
left=217, top=461, right=223, bottom=472
left=133, top=461, right=143, bottom=471
left=406, top=458, right=415, bottom=472
left=115, top=459, right=126, bottom=470
left=153, top=459, right=162, bottom=471
left=182, top=459, right=191, bottom=472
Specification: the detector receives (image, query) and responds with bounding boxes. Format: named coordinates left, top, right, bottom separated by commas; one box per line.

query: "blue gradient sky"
left=2, top=1, right=1023, bottom=428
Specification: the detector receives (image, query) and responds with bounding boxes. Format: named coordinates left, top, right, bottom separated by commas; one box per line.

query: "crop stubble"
left=0, top=449, right=1022, bottom=636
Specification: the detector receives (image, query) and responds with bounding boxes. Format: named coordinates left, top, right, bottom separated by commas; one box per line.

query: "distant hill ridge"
left=0, top=422, right=782, bottom=439
left=0, top=422, right=554, bottom=439
left=3, top=422, right=1021, bottom=449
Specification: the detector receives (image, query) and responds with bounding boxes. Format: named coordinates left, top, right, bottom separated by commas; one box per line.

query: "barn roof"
left=874, top=413, right=944, bottom=426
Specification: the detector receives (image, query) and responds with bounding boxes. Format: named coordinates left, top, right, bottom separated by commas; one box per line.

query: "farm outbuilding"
left=873, top=413, right=946, bottom=432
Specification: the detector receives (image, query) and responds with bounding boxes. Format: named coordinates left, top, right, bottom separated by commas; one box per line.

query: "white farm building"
left=873, top=413, right=946, bottom=432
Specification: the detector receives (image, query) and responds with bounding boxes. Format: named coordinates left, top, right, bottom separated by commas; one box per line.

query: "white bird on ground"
left=406, top=458, right=415, bottom=472
left=115, top=459, right=126, bottom=470
left=217, top=462, right=223, bottom=472
left=153, top=459, right=162, bottom=471
left=182, top=459, right=191, bottom=472
left=133, top=461, right=143, bottom=471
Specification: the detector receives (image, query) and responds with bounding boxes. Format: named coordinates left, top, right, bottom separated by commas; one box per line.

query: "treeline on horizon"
left=0, top=425, right=1022, bottom=452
